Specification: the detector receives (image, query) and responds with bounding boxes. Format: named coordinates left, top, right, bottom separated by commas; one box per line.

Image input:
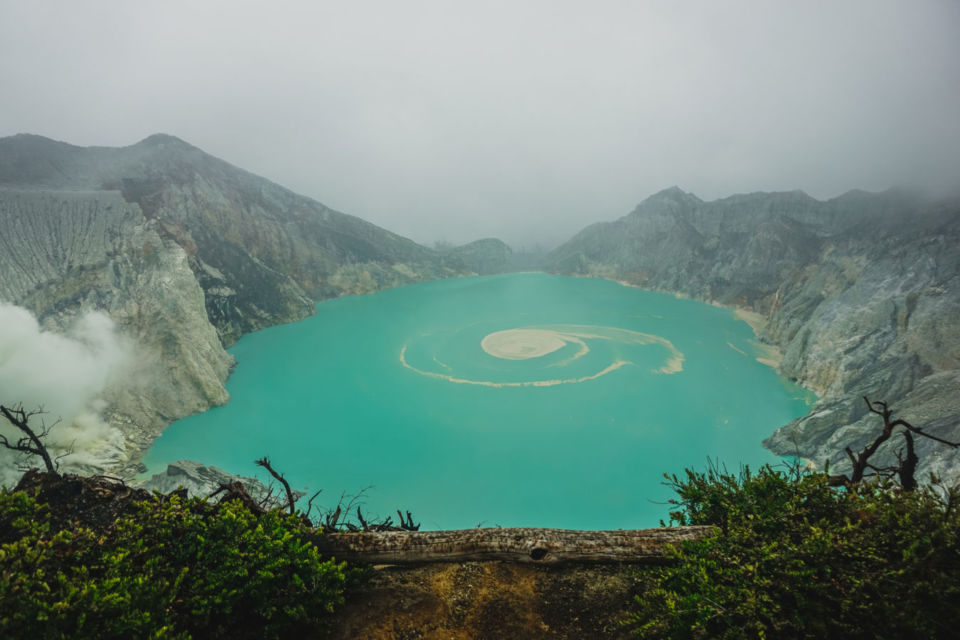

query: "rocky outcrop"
left=0, top=188, right=232, bottom=470
left=0, top=134, right=468, bottom=479
left=547, top=187, right=960, bottom=482
left=140, top=459, right=301, bottom=509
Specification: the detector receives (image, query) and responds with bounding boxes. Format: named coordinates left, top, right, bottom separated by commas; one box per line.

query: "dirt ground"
left=328, top=561, right=641, bottom=639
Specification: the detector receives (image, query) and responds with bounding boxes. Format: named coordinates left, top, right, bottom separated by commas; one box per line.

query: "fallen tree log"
left=314, top=526, right=713, bottom=565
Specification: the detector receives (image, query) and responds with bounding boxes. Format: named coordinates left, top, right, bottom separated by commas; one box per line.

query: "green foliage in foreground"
left=0, top=489, right=349, bottom=639
left=629, top=465, right=960, bottom=639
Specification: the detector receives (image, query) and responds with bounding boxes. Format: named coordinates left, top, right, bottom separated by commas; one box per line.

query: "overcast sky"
left=1, top=1, right=958, bottom=247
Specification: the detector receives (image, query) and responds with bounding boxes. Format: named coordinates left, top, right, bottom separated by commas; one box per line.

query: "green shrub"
left=629, top=465, right=960, bottom=639
left=0, top=488, right=349, bottom=639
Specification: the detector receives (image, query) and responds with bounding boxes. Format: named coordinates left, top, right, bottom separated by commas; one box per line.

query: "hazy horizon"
left=2, top=1, right=958, bottom=247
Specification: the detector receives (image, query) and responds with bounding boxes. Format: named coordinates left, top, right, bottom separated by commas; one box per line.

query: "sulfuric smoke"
left=0, top=303, right=132, bottom=486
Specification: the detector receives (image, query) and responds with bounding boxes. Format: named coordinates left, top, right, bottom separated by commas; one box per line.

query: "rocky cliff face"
left=0, top=188, right=232, bottom=471
left=547, top=187, right=960, bottom=482
left=0, top=134, right=467, bottom=477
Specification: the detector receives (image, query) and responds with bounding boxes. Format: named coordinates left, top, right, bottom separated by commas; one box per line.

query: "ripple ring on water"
left=399, top=324, right=684, bottom=388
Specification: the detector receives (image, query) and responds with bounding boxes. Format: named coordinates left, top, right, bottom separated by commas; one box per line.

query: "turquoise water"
left=143, top=273, right=815, bottom=529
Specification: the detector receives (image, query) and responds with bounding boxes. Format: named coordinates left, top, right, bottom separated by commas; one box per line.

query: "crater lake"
left=142, top=273, right=815, bottom=529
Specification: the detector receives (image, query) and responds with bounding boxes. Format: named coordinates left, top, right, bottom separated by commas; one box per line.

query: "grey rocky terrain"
left=547, top=187, right=960, bottom=482
left=0, top=134, right=468, bottom=478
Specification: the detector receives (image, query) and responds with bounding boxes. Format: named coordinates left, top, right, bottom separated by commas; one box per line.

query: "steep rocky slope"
left=547, top=187, right=960, bottom=482
left=0, top=134, right=466, bottom=476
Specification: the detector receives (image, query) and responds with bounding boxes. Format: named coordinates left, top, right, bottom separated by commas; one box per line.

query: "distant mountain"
left=442, top=238, right=514, bottom=275
left=0, top=133, right=468, bottom=476
left=0, top=133, right=465, bottom=344
left=547, top=187, right=960, bottom=483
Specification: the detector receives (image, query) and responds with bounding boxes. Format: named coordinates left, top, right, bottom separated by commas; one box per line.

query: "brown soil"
left=329, top=561, right=639, bottom=639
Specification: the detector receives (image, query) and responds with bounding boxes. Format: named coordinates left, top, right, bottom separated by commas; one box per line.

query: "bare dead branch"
left=53, top=439, right=76, bottom=471
left=257, top=485, right=277, bottom=509
left=839, top=397, right=960, bottom=491
left=397, top=509, right=420, bottom=531
left=213, top=481, right=266, bottom=514
left=254, top=456, right=296, bottom=515
left=0, top=404, right=57, bottom=474
left=206, top=484, right=229, bottom=500
left=95, top=474, right=127, bottom=485
left=327, top=504, right=343, bottom=530
left=898, top=421, right=960, bottom=448
left=305, top=489, right=323, bottom=523
left=898, top=430, right=919, bottom=491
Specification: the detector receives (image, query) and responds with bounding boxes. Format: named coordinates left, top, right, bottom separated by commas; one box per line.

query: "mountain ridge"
left=547, top=186, right=960, bottom=482
left=2, top=134, right=958, bottom=486
left=0, top=133, right=469, bottom=479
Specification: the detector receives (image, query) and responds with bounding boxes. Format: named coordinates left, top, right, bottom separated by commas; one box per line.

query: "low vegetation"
left=3, top=398, right=959, bottom=637
left=0, top=486, right=351, bottom=639
left=628, top=464, right=960, bottom=638
left=629, top=398, right=960, bottom=638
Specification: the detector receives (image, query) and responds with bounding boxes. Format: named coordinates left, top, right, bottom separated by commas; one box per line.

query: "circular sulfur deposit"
left=481, top=329, right=569, bottom=359
left=400, top=324, right=684, bottom=388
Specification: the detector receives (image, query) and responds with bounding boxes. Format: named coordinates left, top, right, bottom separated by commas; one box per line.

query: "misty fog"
left=0, top=304, right=131, bottom=484
left=2, top=1, right=958, bottom=247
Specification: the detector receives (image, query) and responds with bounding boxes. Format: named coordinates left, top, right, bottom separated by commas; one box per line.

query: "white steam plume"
left=0, top=303, right=131, bottom=486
